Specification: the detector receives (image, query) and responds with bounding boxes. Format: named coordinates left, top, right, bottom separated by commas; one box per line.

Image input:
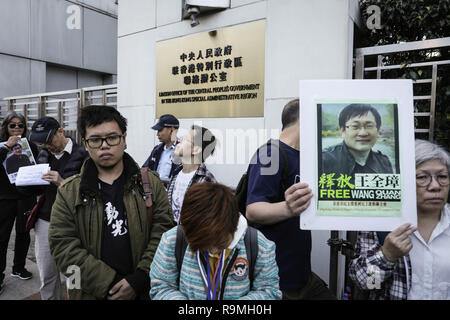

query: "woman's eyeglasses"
left=9, top=123, right=24, bottom=129
left=416, top=173, right=450, bottom=187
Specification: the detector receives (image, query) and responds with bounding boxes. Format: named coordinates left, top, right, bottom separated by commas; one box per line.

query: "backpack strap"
left=140, top=168, right=153, bottom=231
left=175, top=226, right=188, bottom=285
left=244, top=226, right=258, bottom=287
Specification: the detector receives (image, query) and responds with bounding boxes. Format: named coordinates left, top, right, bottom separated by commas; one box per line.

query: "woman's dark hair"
left=191, top=125, right=216, bottom=163
left=180, top=182, right=239, bottom=252
left=77, top=105, right=127, bottom=138
left=0, top=111, right=28, bottom=141
left=338, top=104, right=382, bottom=130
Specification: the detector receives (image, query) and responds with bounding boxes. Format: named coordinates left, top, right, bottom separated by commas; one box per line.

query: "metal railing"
left=0, top=84, right=117, bottom=143
left=354, top=37, right=450, bottom=141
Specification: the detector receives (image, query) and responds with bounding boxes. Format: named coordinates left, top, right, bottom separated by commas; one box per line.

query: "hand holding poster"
left=0, top=137, right=37, bottom=184
left=299, top=80, right=417, bottom=231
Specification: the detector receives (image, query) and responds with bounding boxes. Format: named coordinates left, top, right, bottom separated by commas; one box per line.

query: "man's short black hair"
left=338, top=104, right=381, bottom=130
left=281, top=99, right=299, bottom=130
left=78, top=105, right=127, bottom=138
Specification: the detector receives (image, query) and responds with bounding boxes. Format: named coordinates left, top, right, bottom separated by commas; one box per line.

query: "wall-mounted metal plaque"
left=156, top=19, right=265, bottom=118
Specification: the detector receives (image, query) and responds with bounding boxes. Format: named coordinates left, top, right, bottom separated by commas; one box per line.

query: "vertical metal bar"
left=377, top=55, right=383, bottom=79
left=355, top=53, right=365, bottom=79
left=102, top=89, right=107, bottom=105
left=7, top=99, right=15, bottom=112
left=80, top=89, right=85, bottom=110
left=37, top=96, right=43, bottom=118
left=23, top=103, right=29, bottom=129
left=429, top=64, right=438, bottom=141
left=329, top=230, right=339, bottom=296
left=57, top=101, right=63, bottom=128
left=77, top=90, right=83, bottom=144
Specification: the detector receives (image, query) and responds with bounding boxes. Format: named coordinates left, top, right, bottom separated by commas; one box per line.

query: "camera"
left=187, top=6, right=200, bottom=27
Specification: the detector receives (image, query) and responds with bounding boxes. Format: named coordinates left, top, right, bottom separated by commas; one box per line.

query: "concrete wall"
left=0, top=0, right=117, bottom=98
left=118, top=0, right=360, bottom=297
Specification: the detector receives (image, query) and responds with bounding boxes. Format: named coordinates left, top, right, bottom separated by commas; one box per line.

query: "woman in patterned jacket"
left=150, top=182, right=282, bottom=300
left=348, top=139, right=450, bottom=300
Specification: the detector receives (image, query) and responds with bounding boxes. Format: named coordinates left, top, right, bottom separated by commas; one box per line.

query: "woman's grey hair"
left=415, top=139, right=450, bottom=172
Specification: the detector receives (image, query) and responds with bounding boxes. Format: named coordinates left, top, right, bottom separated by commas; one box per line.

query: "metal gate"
left=0, top=84, right=117, bottom=143
left=354, top=37, right=450, bottom=141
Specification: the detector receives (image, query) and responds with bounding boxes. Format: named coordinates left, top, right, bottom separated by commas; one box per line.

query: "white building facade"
left=118, top=0, right=361, bottom=298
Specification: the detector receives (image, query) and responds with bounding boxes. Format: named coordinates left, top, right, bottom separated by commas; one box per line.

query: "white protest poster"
left=299, top=80, right=417, bottom=231
left=0, top=138, right=37, bottom=184
left=15, top=163, right=50, bottom=186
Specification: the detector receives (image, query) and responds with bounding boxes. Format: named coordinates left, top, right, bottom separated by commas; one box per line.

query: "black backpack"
left=175, top=225, right=258, bottom=287
left=235, top=141, right=289, bottom=216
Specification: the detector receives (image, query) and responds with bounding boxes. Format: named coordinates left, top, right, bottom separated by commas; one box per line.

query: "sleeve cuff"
left=375, top=249, right=396, bottom=268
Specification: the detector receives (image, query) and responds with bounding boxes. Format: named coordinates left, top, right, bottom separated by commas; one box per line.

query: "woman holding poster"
left=348, top=139, right=450, bottom=300
left=0, top=112, right=39, bottom=294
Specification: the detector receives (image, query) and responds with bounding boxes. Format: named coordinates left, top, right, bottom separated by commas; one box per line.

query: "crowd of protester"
left=0, top=100, right=448, bottom=300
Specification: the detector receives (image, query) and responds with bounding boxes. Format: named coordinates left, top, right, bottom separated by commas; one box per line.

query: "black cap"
left=29, top=117, right=61, bottom=143
left=152, top=114, right=179, bottom=131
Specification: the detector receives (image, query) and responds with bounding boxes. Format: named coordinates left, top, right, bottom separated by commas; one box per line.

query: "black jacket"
left=26, top=139, right=89, bottom=221
left=321, top=142, right=394, bottom=176
left=142, top=141, right=179, bottom=180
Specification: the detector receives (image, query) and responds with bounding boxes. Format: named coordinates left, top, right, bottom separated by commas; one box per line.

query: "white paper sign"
left=15, top=163, right=50, bottom=186
left=299, top=79, right=417, bottom=231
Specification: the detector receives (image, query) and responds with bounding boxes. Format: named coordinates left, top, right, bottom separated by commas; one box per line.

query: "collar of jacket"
left=78, top=152, right=143, bottom=202
left=155, top=139, right=179, bottom=154
left=339, top=142, right=379, bottom=174
left=173, top=162, right=208, bottom=177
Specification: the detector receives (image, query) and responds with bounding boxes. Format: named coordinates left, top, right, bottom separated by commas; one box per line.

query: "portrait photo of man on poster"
left=316, top=101, right=402, bottom=218
left=319, top=103, right=399, bottom=178
left=1, top=138, right=37, bottom=184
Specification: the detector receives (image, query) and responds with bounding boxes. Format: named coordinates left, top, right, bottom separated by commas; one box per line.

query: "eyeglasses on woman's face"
left=8, top=123, right=24, bottom=129
left=416, top=173, right=450, bottom=188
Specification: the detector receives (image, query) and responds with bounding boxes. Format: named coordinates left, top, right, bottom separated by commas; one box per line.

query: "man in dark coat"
left=28, top=117, right=89, bottom=299
left=142, top=114, right=179, bottom=185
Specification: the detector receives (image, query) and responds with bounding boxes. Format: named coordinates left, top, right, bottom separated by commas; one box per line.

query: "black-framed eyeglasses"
left=9, top=123, right=24, bottom=129
left=345, top=123, right=377, bottom=131
left=84, top=134, right=124, bottom=149
left=416, top=173, right=450, bottom=187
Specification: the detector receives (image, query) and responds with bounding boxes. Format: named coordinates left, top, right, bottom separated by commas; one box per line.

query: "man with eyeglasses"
left=48, top=105, right=174, bottom=300
left=321, top=104, right=394, bottom=177
left=28, top=116, right=88, bottom=299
